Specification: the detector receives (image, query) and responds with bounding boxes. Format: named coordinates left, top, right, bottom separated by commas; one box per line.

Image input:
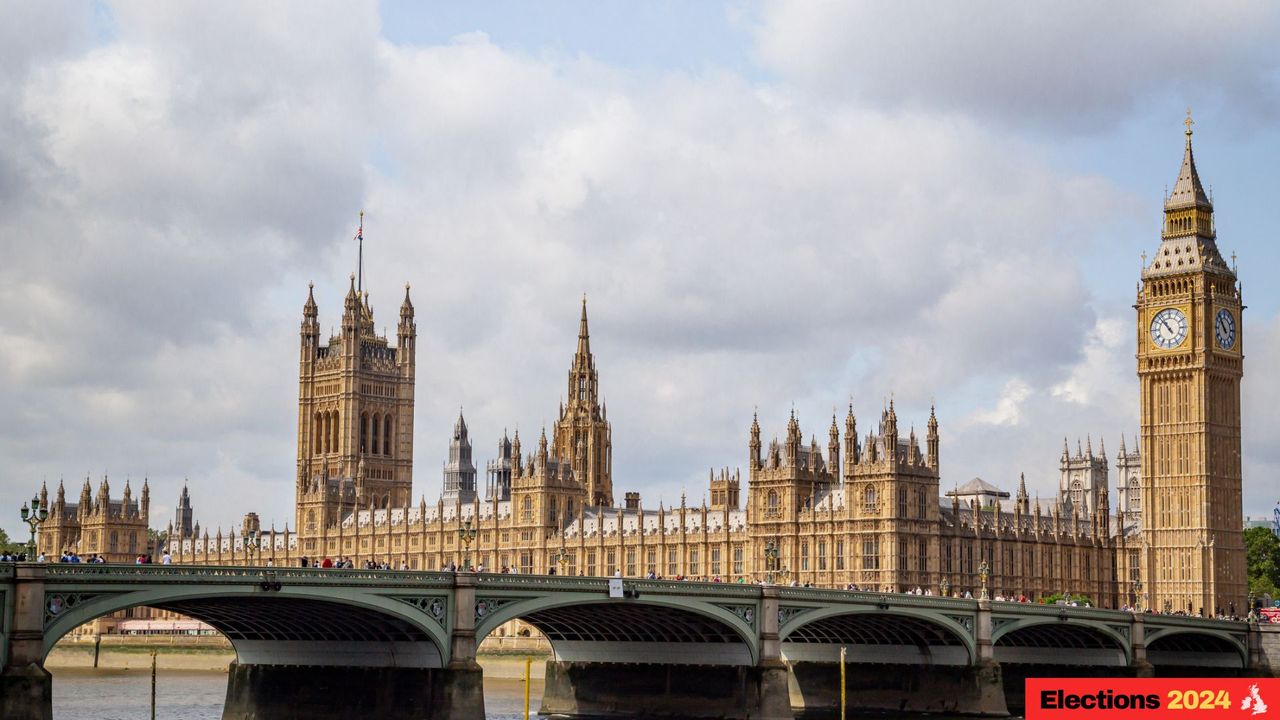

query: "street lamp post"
left=940, top=577, right=951, bottom=598
left=764, top=541, right=779, bottom=584
left=1132, top=579, right=1143, bottom=613
left=457, top=520, right=477, bottom=571
left=20, top=495, right=50, bottom=560
left=978, top=560, right=990, bottom=600
left=552, top=547, right=570, bottom=576
left=246, top=530, right=265, bottom=566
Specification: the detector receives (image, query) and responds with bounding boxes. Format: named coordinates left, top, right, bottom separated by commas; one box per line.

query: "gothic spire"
left=303, top=281, right=318, bottom=317
left=577, top=294, right=591, bottom=359
left=1165, top=109, right=1211, bottom=211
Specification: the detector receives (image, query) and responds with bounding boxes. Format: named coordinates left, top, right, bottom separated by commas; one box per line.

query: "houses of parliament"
left=37, top=120, right=1248, bottom=616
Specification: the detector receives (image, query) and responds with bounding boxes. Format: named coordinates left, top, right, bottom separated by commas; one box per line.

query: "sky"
left=2, top=1, right=1279, bottom=541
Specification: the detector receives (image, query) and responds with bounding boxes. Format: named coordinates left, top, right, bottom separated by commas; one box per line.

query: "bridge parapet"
left=42, top=563, right=457, bottom=588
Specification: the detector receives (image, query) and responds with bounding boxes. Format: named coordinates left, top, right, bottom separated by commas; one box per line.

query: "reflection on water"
left=52, top=668, right=1019, bottom=719
left=52, top=668, right=546, bottom=720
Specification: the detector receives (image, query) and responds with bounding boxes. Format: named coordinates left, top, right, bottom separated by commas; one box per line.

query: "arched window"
left=360, top=413, right=369, bottom=454
left=331, top=410, right=340, bottom=453
left=314, top=413, right=322, bottom=453
left=766, top=490, right=779, bottom=515
left=383, top=415, right=393, bottom=456
left=1127, top=476, right=1140, bottom=511
left=307, top=510, right=317, bottom=532
left=371, top=413, right=380, bottom=458
left=521, top=496, right=533, bottom=522
left=863, top=486, right=877, bottom=508
left=549, top=496, right=559, bottom=525
left=109, top=531, right=119, bottom=553
left=128, top=533, right=138, bottom=554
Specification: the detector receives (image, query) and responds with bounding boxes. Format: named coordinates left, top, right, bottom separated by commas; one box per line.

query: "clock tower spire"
left=1136, top=113, right=1245, bottom=617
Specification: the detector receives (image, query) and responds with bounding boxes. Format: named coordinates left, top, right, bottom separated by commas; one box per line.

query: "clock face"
left=1149, top=308, right=1187, bottom=349
left=1214, top=308, right=1237, bottom=349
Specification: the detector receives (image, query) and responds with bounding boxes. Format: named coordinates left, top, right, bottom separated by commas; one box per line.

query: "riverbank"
left=47, top=638, right=551, bottom=677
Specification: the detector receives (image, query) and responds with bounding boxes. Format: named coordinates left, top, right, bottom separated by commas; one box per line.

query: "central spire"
left=577, top=294, right=591, bottom=359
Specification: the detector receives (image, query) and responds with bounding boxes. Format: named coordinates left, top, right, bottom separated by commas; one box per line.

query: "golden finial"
left=1184, top=107, right=1194, bottom=142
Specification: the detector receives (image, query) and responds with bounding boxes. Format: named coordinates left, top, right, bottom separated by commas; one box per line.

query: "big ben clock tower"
left=1137, top=113, right=1245, bottom=617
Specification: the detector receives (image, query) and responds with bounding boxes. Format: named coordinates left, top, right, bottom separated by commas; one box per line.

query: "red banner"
left=1027, top=678, right=1278, bottom=720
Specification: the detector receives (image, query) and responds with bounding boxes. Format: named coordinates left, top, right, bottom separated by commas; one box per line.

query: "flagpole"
left=357, top=210, right=364, bottom=295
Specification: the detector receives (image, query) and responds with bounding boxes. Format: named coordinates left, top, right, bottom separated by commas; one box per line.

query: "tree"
left=1244, top=526, right=1280, bottom=598
left=0, top=526, right=23, bottom=554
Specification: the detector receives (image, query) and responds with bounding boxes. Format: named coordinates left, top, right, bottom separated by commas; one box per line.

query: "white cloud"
left=1, top=4, right=1276, bottom=540
left=753, top=1, right=1280, bottom=132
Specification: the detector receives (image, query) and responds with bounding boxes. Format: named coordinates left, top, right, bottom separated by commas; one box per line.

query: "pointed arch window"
left=371, top=414, right=380, bottom=458
left=521, top=496, right=533, bottom=523
left=766, top=490, right=779, bottom=516
left=383, top=415, right=393, bottom=456
left=360, top=413, right=369, bottom=454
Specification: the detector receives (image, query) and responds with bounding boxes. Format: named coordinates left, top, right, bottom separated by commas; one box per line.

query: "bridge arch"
left=43, top=584, right=452, bottom=668
left=1145, top=628, right=1247, bottom=669
left=474, top=593, right=758, bottom=666
left=780, top=606, right=976, bottom=666
left=993, top=618, right=1129, bottom=666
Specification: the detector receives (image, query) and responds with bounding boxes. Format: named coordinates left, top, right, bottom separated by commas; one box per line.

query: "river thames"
left=53, top=668, right=546, bottom=720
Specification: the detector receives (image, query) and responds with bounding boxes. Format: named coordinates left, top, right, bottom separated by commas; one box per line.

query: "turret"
left=301, top=282, right=320, bottom=359
left=398, top=283, right=416, bottom=366
left=926, top=404, right=939, bottom=470
left=96, top=475, right=111, bottom=513
left=844, top=403, right=858, bottom=468
left=537, top=427, right=549, bottom=469
left=140, top=478, right=150, bottom=521
left=827, top=412, right=840, bottom=477
left=884, top=399, right=899, bottom=466
left=341, top=274, right=360, bottom=353
left=785, top=409, right=801, bottom=464
left=79, top=477, right=92, bottom=517
left=749, top=411, right=761, bottom=470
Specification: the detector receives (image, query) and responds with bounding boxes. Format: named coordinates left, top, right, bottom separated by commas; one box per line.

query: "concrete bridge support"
left=221, top=663, right=481, bottom=720
left=0, top=565, right=51, bottom=720
left=537, top=587, right=790, bottom=719
left=784, top=600, right=1005, bottom=718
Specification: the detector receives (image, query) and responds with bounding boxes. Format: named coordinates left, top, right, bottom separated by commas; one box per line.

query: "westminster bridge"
left=0, top=564, right=1272, bottom=720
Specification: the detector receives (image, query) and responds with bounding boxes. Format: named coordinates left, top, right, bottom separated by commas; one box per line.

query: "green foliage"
left=0, top=526, right=23, bottom=553
left=1245, top=526, right=1280, bottom=598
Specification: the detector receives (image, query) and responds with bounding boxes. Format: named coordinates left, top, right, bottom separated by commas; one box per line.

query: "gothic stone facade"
left=156, top=123, right=1245, bottom=614
left=37, top=476, right=150, bottom=563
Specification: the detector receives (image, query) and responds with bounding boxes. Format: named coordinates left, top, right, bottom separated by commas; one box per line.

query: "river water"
left=52, top=668, right=545, bottom=720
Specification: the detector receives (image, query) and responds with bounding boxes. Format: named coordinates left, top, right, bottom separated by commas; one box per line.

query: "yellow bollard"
left=524, top=656, right=533, bottom=720
left=839, top=645, right=847, bottom=720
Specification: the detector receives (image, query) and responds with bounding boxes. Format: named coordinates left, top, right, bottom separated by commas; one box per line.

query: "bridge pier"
left=222, top=663, right=481, bottom=720
left=1129, top=611, right=1154, bottom=677
left=1, top=565, right=51, bottom=720
left=540, top=660, right=791, bottom=719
